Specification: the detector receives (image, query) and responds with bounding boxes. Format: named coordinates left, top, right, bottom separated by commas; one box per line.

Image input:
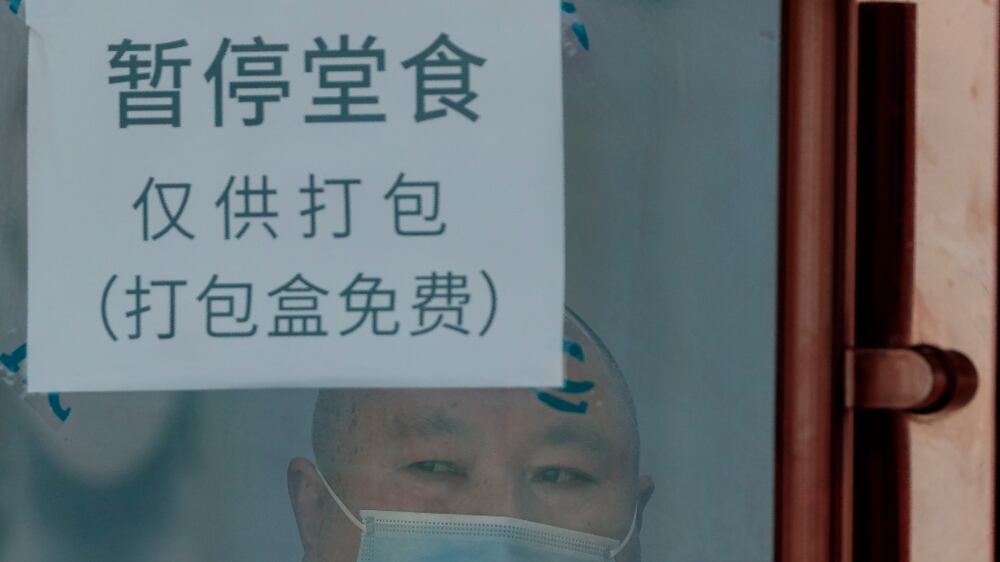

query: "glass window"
left=0, top=1, right=781, bottom=560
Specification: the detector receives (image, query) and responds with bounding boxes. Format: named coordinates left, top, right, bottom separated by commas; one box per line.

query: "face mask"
left=316, top=468, right=637, bottom=562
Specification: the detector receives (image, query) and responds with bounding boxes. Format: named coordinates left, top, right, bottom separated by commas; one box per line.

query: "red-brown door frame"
left=776, top=0, right=856, bottom=561
left=780, top=2, right=1000, bottom=561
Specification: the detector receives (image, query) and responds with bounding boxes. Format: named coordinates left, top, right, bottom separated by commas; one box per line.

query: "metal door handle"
left=845, top=346, right=977, bottom=413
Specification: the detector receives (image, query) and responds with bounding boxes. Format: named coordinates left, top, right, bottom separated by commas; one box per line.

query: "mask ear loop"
left=315, top=466, right=367, bottom=532
left=608, top=508, right=638, bottom=560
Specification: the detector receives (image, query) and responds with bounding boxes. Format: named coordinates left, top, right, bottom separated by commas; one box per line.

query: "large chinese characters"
left=107, top=33, right=486, bottom=127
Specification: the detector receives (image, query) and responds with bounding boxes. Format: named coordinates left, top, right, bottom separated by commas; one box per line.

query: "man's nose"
left=454, top=471, right=531, bottom=521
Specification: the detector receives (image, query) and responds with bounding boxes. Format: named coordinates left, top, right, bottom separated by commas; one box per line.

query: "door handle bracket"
left=845, top=346, right=977, bottom=413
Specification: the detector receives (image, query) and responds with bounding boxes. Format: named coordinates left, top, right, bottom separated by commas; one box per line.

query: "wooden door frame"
left=778, top=1, right=1000, bottom=561
left=775, top=1, right=855, bottom=561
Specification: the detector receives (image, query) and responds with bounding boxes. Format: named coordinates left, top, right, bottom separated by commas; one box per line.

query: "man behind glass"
left=288, top=310, right=655, bottom=561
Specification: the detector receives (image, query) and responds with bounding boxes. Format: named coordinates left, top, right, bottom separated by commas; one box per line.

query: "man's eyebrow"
left=540, top=422, right=613, bottom=453
left=391, top=410, right=469, bottom=438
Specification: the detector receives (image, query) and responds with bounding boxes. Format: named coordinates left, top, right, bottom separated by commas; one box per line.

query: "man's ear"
left=636, top=475, right=655, bottom=529
left=288, top=457, right=326, bottom=557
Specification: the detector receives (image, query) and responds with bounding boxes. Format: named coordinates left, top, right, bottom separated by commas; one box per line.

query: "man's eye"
left=534, top=467, right=595, bottom=486
left=407, top=460, right=465, bottom=477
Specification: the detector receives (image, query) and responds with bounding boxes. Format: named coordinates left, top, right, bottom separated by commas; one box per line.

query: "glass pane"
left=0, top=1, right=781, bottom=561
left=563, top=1, right=780, bottom=560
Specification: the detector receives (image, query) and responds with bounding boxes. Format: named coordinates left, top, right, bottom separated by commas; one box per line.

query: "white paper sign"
left=26, top=0, right=564, bottom=392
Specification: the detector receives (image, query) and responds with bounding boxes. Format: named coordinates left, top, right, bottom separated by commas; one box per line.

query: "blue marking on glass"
left=532, top=339, right=595, bottom=413
left=8, top=0, right=20, bottom=15
left=571, top=22, right=591, bottom=51
left=0, top=343, right=27, bottom=373
left=48, top=393, right=72, bottom=422
left=561, top=1, right=577, bottom=14
left=562, top=379, right=594, bottom=393
left=534, top=390, right=589, bottom=414
left=562, top=339, right=585, bottom=362
left=1, top=343, right=70, bottom=422
left=532, top=336, right=596, bottom=416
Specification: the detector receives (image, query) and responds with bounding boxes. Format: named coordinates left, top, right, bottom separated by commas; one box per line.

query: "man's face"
left=289, top=339, right=654, bottom=562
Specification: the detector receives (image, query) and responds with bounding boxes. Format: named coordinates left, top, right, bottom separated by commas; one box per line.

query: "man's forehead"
left=349, top=375, right=627, bottom=444
left=315, top=311, right=637, bottom=462
left=378, top=397, right=620, bottom=460
left=357, top=386, right=594, bottom=421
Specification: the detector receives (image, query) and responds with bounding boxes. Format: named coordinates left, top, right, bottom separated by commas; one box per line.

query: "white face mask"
left=316, top=468, right=637, bottom=562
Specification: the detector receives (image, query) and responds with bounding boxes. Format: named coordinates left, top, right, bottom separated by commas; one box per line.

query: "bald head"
left=311, top=307, right=640, bottom=476
left=289, top=308, right=653, bottom=562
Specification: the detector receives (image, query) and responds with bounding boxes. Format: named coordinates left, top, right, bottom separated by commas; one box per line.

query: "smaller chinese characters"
left=100, top=271, right=498, bottom=341
left=133, top=172, right=446, bottom=242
